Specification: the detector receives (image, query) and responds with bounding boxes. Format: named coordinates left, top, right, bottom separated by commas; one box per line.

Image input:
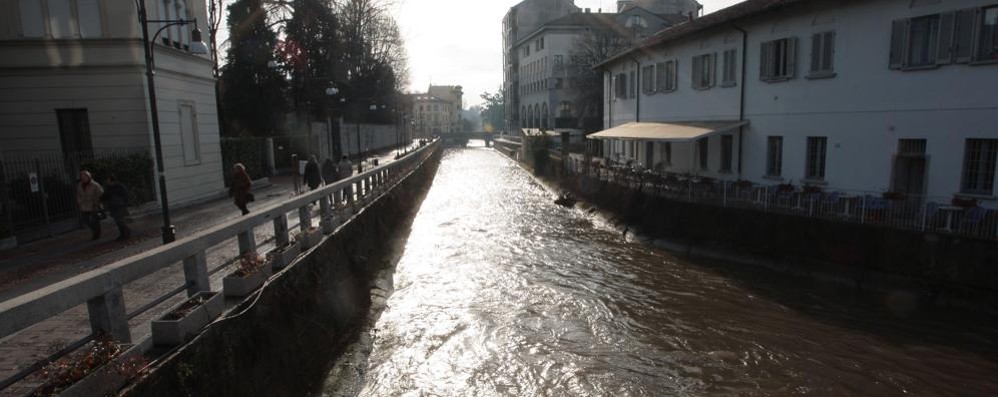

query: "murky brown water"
left=323, top=144, right=998, bottom=396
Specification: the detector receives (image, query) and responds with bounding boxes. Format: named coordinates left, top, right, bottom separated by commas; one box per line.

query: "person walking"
left=75, top=170, right=104, bottom=240
left=229, top=163, right=253, bottom=215
left=303, top=155, right=323, bottom=191
left=322, top=158, right=339, bottom=185
left=101, top=174, right=131, bottom=241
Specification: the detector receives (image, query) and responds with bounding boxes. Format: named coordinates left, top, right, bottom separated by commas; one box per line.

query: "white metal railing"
left=562, top=156, right=998, bottom=241
left=0, top=140, right=439, bottom=358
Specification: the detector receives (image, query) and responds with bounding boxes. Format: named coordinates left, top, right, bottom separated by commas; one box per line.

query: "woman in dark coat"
left=303, top=155, right=323, bottom=190
left=322, top=158, right=339, bottom=185
left=100, top=174, right=131, bottom=241
left=229, top=163, right=253, bottom=215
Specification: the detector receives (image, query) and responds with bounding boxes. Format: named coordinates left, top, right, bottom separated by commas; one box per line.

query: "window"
left=766, top=136, right=783, bottom=177
left=655, top=60, right=678, bottom=92
left=978, top=6, right=998, bottom=61
left=721, top=135, right=733, bottom=172
left=559, top=102, right=571, bottom=117
left=641, top=65, right=655, bottom=94
left=56, top=109, right=93, bottom=158
left=661, top=142, right=672, bottom=165
left=809, top=31, right=835, bottom=77
left=961, top=139, right=998, bottom=195
left=18, top=0, right=45, bottom=37
left=554, top=55, right=564, bottom=68
left=692, top=53, right=715, bottom=89
left=908, top=15, right=940, bottom=67
left=179, top=102, right=201, bottom=165
left=760, top=37, right=797, bottom=81
left=805, top=137, right=828, bottom=180
left=628, top=70, right=636, bottom=98
left=721, top=49, right=737, bottom=86
left=698, top=138, right=709, bottom=170
left=615, top=73, right=628, bottom=98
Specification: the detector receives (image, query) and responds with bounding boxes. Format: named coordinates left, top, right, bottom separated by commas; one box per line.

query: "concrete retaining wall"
left=554, top=172, right=998, bottom=312
left=120, top=148, right=442, bottom=396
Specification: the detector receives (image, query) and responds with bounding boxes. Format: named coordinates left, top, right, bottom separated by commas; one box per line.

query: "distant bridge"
left=439, top=132, right=495, bottom=147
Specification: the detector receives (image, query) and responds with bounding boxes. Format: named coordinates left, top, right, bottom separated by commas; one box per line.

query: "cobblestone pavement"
left=0, top=142, right=421, bottom=396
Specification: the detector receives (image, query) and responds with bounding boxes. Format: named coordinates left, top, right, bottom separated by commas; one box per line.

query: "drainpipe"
left=733, top=25, right=748, bottom=177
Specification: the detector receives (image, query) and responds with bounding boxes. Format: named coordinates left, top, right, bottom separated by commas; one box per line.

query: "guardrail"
left=562, top=156, right=998, bottom=241
left=0, top=140, right=439, bottom=361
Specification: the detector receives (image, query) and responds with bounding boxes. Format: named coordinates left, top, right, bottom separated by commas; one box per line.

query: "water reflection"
left=323, top=143, right=998, bottom=396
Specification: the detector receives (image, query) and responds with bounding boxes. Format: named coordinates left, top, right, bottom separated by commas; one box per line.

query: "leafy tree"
left=280, top=0, right=342, bottom=119
left=337, top=0, right=408, bottom=123
left=220, top=0, right=287, bottom=136
left=479, top=89, right=505, bottom=133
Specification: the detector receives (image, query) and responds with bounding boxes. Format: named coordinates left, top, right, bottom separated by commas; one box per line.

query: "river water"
left=322, top=144, right=998, bottom=396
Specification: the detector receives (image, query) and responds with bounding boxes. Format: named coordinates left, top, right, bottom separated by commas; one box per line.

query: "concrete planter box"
left=0, top=236, right=15, bottom=251
left=151, top=291, right=224, bottom=346
left=298, top=229, right=322, bottom=250
left=54, top=343, right=141, bottom=397
left=269, top=242, right=300, bottom=270
left=223, top=264, right=273, bottom=298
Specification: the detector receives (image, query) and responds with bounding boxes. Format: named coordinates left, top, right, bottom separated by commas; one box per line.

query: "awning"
left=587, top=120, right=748, bottom=142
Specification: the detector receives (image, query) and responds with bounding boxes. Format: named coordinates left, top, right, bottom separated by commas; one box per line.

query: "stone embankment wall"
left=121, top=148, right=442, bottom=397
left=555, top=172, right=998, bottom=311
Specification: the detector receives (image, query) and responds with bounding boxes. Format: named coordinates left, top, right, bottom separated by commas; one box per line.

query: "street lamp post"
left=135, top=0, right=209, bottom=244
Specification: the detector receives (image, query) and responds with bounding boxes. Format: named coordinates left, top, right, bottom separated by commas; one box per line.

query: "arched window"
left=520, top=106, right=527, bottom=128
left=541, top=103, right=549, bottom=129
left=525, top=106, right=532, bottom=128
left=533, top=104, right=540, bottom=128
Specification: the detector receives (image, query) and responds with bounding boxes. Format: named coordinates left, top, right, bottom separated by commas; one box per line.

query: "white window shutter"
left=936, top=12, right=956, bottom=65
left=889, top=19, right=907, bottom=69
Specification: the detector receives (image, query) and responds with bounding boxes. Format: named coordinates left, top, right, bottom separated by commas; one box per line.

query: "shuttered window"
left=809, top=31, right=836, bottom=76
left=615, top=73, right=628, bottom=99
left=962, top=139, right=998, bottom=195
left=656, top=60, right=678, bottom=92
left=48, top=0, right=75, bottom=38
left=655, top=62, right=667, bottom=92
left=692, top=53, right=715, bottom=89
left=805, top=137, right=828, bottom=181
left=766, top=136, right=783, bottom=177
left=760, top=37, right=796, bottom=81
left=954, top=8, right=978, bottom=63
left=641, top=65, right=655, bottom=94
left=978, top=6, right=998, bottom=62
left=78, top=0, right=103, bottom=38
left=908, top=15, right=940, bottom=67
left=721, top=49, right=737, bottom=86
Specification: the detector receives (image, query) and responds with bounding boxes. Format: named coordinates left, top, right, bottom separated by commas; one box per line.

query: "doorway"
left=644, top=141, right=654, bottom=169
left=891, top=139, right=927, bottom=196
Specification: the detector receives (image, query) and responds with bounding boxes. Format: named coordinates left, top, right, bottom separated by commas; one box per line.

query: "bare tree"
left=568, top=26, right=629, bottom=132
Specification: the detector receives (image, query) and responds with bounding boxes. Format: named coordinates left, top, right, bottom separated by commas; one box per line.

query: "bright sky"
left=393, top=0, right=746, bottom=107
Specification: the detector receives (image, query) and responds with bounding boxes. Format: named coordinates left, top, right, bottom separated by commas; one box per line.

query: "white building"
left=0, top=0, right=224, bottom=206
left=594, top=0, right=998, bottom=203
left=410, top=85, right=463, bottom=136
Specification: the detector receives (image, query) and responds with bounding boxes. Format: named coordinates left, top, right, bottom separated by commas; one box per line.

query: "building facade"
left=0, top=0, right=224, bottom=206
left=595, top=0, right=998, bottom=203
left=503, top=0, right=699, bottom=137
left=411, top=85, right=464, bottom=136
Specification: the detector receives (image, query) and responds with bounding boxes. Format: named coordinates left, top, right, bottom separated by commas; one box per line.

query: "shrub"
left=221, top=138, right=265, bottom=186
left=524, top=135, right=551, bottom=176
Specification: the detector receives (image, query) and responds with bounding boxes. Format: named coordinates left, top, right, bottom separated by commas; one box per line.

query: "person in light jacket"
left=76, top=170, right=104, bottom=240
left=229, top=163, right=253, bottom=215
left=100, top=174, right=131, bottom=241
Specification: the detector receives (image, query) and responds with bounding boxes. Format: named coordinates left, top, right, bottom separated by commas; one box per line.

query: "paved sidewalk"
left=0, top=141, right=422, bottom=396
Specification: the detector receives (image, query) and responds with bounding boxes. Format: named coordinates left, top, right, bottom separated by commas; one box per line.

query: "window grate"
left=805, top=137, right=827, bottom=180
left=962, top=139, right=998, bottom=195
left=898, top=139, right=927, bottom=156
left=766, top=136, right=783, bottom=177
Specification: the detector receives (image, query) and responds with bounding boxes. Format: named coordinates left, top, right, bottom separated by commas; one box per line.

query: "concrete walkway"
left=0, top=141, right=421, bottom=396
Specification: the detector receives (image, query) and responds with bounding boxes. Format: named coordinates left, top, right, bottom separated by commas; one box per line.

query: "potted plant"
left=952, top=196, right=978, bottom=208
left=35, top=337, right=146, bottom=397
left=269, top=236, right=300, bottom=270
left=151, top=291, right=224, bottom=346
left=298, top=226, right=322, bottom=250
left=223, top=254, right=272, bottom=298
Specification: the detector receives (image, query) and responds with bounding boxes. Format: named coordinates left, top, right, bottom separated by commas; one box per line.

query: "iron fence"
left=562, top=156, right=998, bottom=241
left=0, top=149, right=154, bottom=238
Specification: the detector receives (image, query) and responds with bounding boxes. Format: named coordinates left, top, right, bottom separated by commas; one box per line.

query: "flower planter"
left=298, top=229, right=322, bottom=250
left=223, top=263, right=272, bottom=298
left=37, top=342, right=142, bottom=397
left=269, top=242, right=300, bottom=270
left=151, top=291, right=224, bottom=346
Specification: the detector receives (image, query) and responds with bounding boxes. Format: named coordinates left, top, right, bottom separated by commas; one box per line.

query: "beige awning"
left=587, top=121, right=748, bottom=142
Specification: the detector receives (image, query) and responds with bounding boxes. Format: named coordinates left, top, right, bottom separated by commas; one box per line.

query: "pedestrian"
left=303, top=155, right=322, bottom=191
left=229, top=163, right=253, bottom=215
left=322, top=158, right=339, bottom=185
left=75, top=170, right=104, bottom=240
left=101, top=174, right=131, bottom=241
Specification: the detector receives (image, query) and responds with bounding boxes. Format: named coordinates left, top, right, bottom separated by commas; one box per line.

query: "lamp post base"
left=161, top=225, right=176, bottom=244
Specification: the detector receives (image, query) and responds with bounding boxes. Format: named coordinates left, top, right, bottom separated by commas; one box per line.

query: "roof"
left=597, top=0, right=814, bottom=68
left=515, top=12, right=620, bottom=46
left=587, top=120, right=748, bottom=142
